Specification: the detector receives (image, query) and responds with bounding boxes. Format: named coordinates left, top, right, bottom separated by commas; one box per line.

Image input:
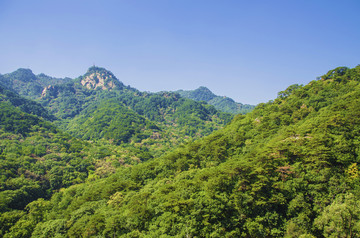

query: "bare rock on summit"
left=80, top=66, right=124, bottom=90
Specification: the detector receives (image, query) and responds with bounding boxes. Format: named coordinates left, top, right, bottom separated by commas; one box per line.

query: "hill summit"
left=178, top=86, right=217, bottom=101
left=175, top=86, right=255, bottom=114
left=5, top=68, right=38, bottom=82
left=79, top=66, right=124, bottom=90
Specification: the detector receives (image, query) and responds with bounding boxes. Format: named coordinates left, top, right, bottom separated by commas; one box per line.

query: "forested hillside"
left=0, top=84, right=54, bottom=121
left=176, top=86, right=255, bottom=114
left=0, top=68, right=71, bottom=99
left=1, top=65, right=360, bottom=237
left=0, top=88, right=155, bottom=235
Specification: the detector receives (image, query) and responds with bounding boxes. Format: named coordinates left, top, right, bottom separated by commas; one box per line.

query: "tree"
left=315, top=193, right=360, bottom=237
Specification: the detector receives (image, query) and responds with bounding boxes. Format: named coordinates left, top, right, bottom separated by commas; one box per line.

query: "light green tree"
left=315, top=193, right=360, bottom=237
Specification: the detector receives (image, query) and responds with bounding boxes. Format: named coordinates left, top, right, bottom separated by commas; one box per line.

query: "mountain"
left=175, top=86, right=255, bottom=114
left=0, top=84, right=55, bottom=121
left=0, top=68, right=71, bottom=99
left=3, top=65, right=360, bottom=237
left=2, top=66, right=233, bottom=155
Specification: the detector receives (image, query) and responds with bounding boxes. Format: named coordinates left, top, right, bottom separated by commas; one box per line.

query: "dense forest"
left=1, top=65, right=360, bottom=237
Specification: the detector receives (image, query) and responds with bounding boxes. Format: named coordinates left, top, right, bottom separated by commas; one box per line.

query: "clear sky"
left=1, top=0, right=359, bottom=105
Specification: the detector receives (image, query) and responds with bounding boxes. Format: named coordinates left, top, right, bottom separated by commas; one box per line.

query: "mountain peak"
left=197, top=86, right=211, bottom=91
left=6, top=68, right=37, bottom=82
left=80, top=66, right=124, bottom=90
left=193, top=86, right=216, bottom=100
left=176, top=86, right=216, bottom=102
left=86, top=66, right=112, bottom=75
left=176, top=87, right=254, bottom=114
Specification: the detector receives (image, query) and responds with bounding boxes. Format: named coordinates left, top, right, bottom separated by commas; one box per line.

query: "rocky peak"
left=80, top=66, right=124, bottom=90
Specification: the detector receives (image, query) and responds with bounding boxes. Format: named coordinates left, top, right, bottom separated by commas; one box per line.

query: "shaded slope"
left=0, top=84, right=55, bottom=121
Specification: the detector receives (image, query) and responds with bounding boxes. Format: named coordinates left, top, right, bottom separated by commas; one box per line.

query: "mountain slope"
left=0, top=66, right=234, bottom=236
left=65, top=98, right=158, bottom=144
left=0, top=89, right=157, bottom=236
left=176, top=86, right=255, bottom=114
left=0, top=84, right=55, bottom=121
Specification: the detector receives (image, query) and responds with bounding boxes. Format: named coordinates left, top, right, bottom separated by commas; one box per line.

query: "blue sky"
left=1, top=0, right=359, bottom=104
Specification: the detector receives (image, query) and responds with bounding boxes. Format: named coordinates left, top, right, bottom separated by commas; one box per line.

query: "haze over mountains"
left=1, top=65, right=360, bottom=237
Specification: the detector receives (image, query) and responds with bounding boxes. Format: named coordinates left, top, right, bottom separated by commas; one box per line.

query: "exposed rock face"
left=80, top=67, right=123, bottom=90
left=41, top=85, right=59, bottom=98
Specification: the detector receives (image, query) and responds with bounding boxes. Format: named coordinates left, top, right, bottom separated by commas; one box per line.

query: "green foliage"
left=0, top=101, right=55, bottom=136
left=0, top=84, right=55, bottom=121
left=66, top=99, right=155, bottom=144
left=315, top=193, right=360, bottom=237
left=0, top=95, right=149, bottom=233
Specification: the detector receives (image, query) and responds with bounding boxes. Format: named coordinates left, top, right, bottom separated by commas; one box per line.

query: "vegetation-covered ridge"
left=1, top=66, right=233, bottom=156
left=175, top=86, right=255, bottom=114
left=0, top=68, right=71, bottom=99
left=2, top=65, right=360, bottom=237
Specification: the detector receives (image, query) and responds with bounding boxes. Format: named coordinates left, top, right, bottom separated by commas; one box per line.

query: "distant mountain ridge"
left=175, top=86, right=255, bottom=114
left=0, top=68, right=254, bottom=115
left=0, top=68, right=72, bottom=98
